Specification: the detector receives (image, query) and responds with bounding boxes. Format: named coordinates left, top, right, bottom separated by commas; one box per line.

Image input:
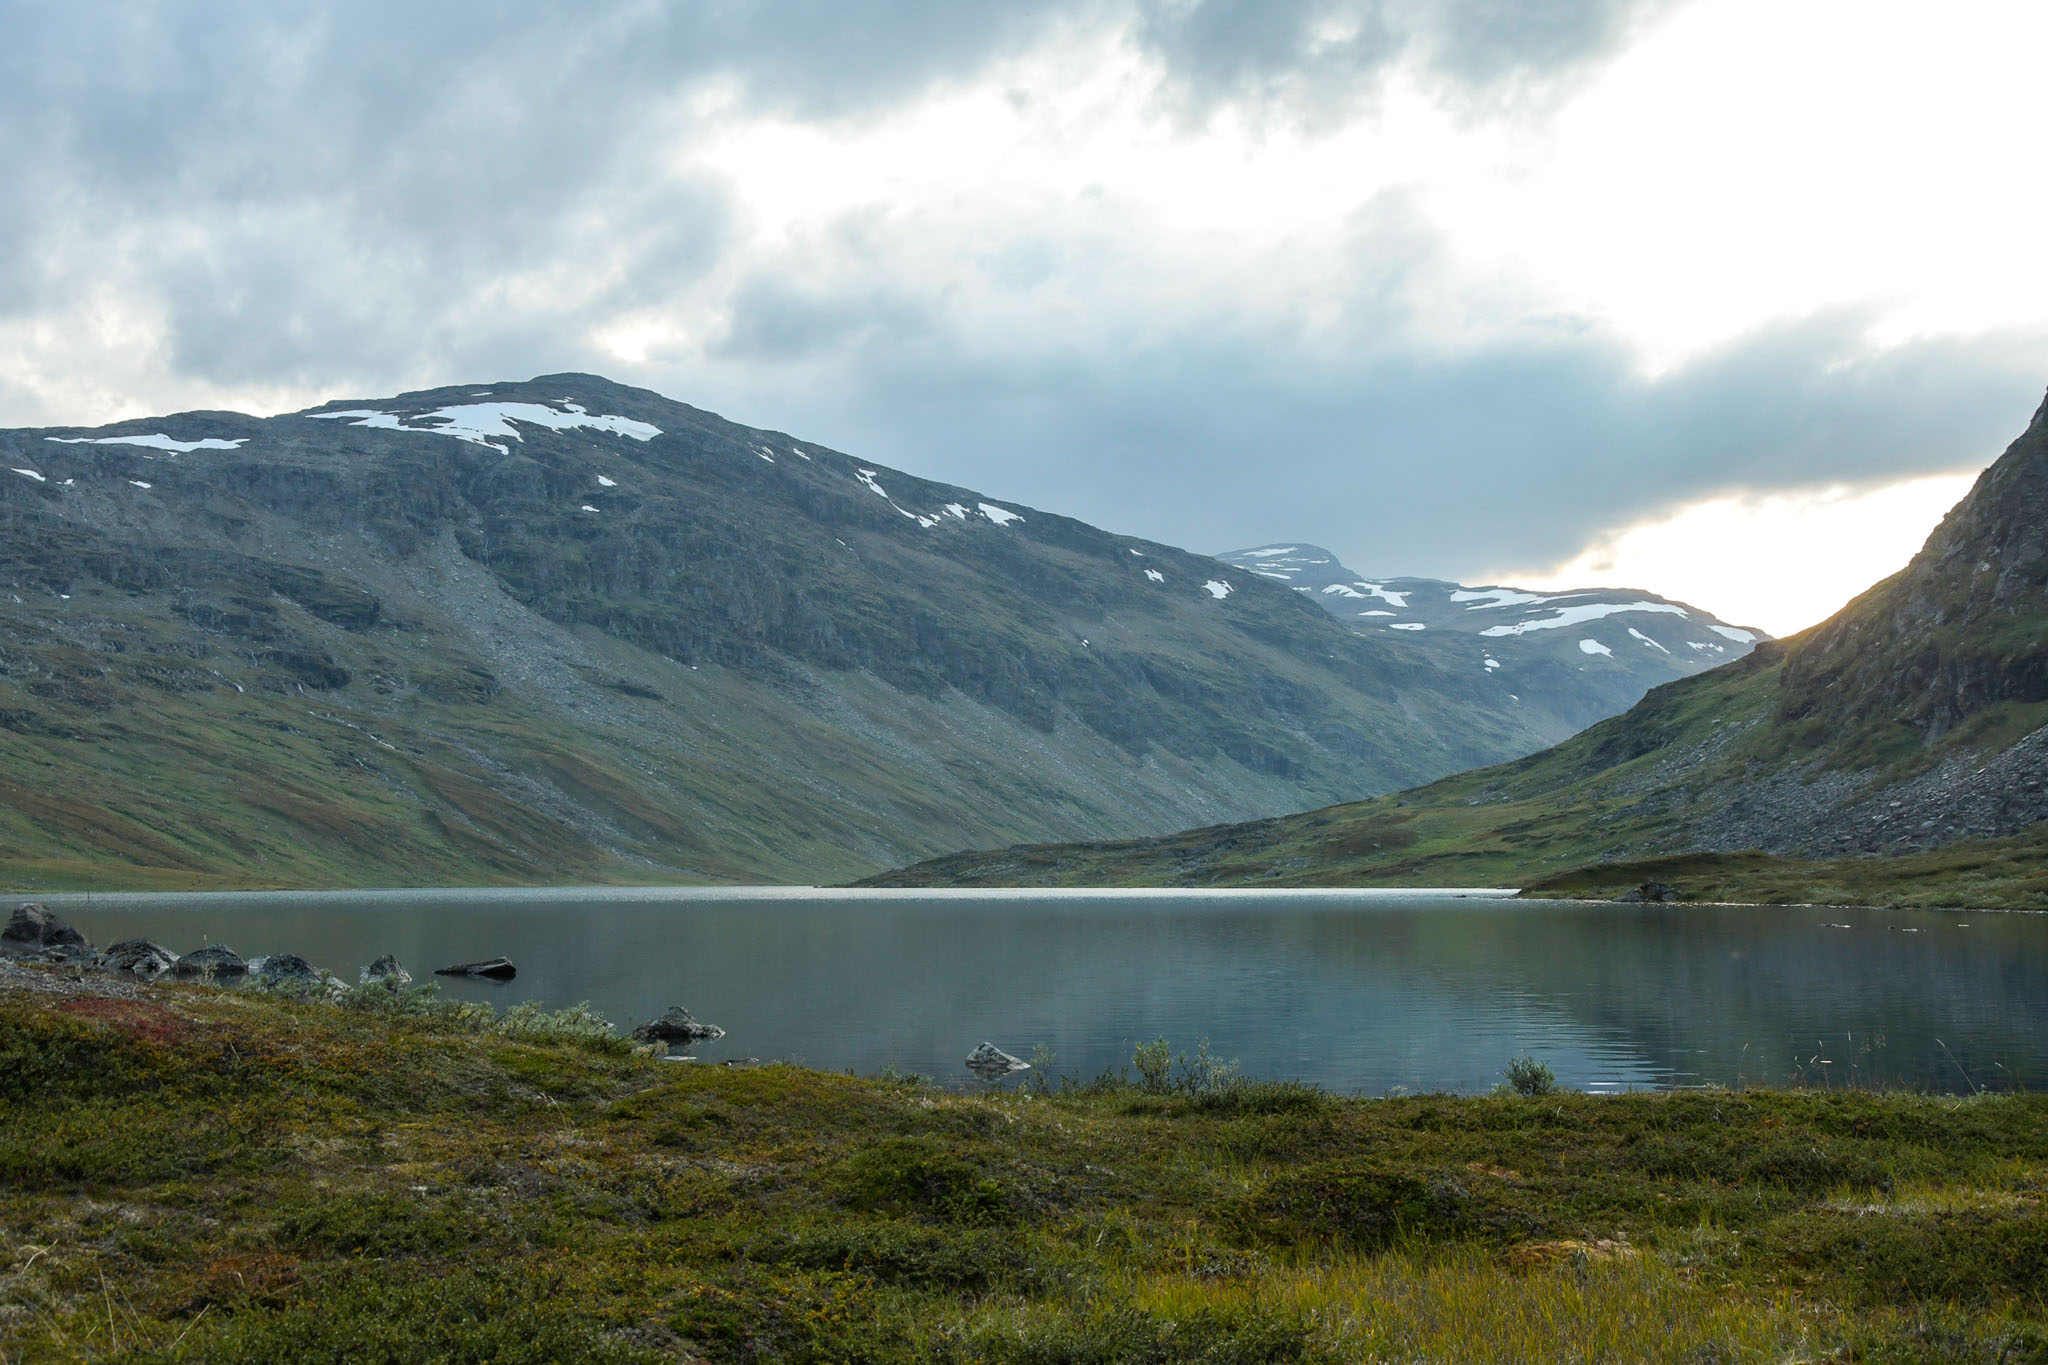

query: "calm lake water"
left=40, top=887, right=2048, bottom=1095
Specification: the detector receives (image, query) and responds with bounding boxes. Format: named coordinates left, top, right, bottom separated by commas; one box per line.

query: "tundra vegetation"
left=3, top=964, right=2045, bottom=1363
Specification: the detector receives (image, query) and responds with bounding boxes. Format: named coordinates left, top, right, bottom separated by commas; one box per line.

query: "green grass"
left=4, top=966, right=2047, bottom=1362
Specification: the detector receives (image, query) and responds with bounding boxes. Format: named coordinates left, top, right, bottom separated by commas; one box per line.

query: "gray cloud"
left=0, top=0, right=2037, bottom=594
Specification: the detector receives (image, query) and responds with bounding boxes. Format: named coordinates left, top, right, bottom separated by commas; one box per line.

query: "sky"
left=2, top=1, right=2045, bottom=636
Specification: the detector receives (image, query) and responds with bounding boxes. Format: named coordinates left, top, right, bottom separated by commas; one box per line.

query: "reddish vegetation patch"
left=187, top=1251, right=302, bottom=1311
left=55, top=995, right=191, bottom=1044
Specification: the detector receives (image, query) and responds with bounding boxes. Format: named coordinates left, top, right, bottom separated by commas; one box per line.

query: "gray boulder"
left=360, top=954, right=413, bottom=987
left=964, top=1042, right=1030, bottom=1080
left=1, top=903, right=90, bottom=957
left=631, top=1005, right=726, bottom=1044
left=1613, top=882, right=1683, bottom=904
left=247, top=952, right=320, bottom=984
left=171, top=945, right=247, bottom=980
left=103, top=939, right=179, bottom=976
left=434, top=957, right=516, bottom=980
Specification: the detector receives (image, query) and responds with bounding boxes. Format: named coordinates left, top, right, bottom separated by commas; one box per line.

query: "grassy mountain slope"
left=867, top=391, right=2048, bottom=907
left=0, top=375, right=1591, bottom=890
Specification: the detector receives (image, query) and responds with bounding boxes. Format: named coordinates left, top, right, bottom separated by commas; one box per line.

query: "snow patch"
left=1321, top=584, right=1365, bottom=598
left=1483, top=657, right=1502, bottom=669
left=753, top=445, right=776, bottom=463
left=978, top=502, right=1023, bottom=527
left=129, top=480, right=152, bottom=489
left=302, top=401, right=660, bottom=451
left=47, top=433, right=245, bottom=453
left=1203, top=579, right=1233, bottom=599
left=1144, top=569, right=1165, bottom=583
left=1235, top=546, right=1298, bottom=559
left=855, top=468, right=889, bottom=499
left=1354, top=582, right=1408, bottom=607
left=1709, top=624, right=1759, bottom=643
left=1450, top=587, right=1544, bottom=610
left=579, top=504, right=600, bottom=513
left=1628, top=627, right=1671, bottom=654
left=1357, top=609, right=1395, bottom=617
left=1579, top=638, right=1614, bottom=657
left=1388, top=622, right=1427, bottom=631
left=11, top=468, right=45, bottom=482
left=943, top=503, right=970, bottom=520
left=1479, top=601, right=1688, bottom=637
left=595, top=474, right=617, bottom=487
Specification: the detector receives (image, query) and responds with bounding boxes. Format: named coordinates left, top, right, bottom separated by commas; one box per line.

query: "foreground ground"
left=3, top=964, right=2045, bottom=1363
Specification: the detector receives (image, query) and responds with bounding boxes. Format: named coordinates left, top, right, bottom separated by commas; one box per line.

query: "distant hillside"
left=866, top=390, right=2048, bottom=908
left=1216, top=544, right=1763, bottom=732
left=0, top=375, right=1594, bottom=890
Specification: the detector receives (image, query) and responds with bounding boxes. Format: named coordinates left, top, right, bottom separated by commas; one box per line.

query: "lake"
left=37, top=886, right=2048, bottom=1095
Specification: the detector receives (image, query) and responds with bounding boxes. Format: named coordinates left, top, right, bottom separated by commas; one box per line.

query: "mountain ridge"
left=1215, top=542, right=1764, bottom=735
left=0, top=373, right=1640, bottom=890
left=864, top=388, right=2048, bottom=906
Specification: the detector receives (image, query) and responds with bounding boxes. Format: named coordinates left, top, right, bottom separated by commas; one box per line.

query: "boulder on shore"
left=434, top=957, right=517, bottom=980
left=248, top=952, right=320, bottom=984
left=1, top=904, right=90, bottom=957
left=360, top=954, right=413, bottom=987
left=172, top=945, right=248, bottom=980
left=631, top=1005, right=726, bottom=1044
left=965, top=1042, right=1030, bottom=1079
left=1613, top=882, right=1683, bottom=904
left=103, top=939, right=179, bottom=977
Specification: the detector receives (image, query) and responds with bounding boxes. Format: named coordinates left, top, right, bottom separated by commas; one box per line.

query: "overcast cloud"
left=3, top=0, right=2044, bottom=615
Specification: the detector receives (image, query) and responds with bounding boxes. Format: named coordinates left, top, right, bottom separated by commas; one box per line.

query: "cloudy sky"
left=4, top=0, right=2045, bottom=634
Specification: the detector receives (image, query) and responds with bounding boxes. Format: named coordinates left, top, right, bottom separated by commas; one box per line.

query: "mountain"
left=1216, top=544, right=1764, bottom=731
left=0, top=374, right=1607, bottom=891
left=866, top=390, right=2048, bottom=908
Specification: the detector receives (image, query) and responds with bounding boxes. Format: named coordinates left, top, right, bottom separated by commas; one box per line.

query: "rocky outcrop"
left=102, top=939, right=179, bottom=976
left=171, top=945, right=247, bottom=980
left=0, top=904, right=89, bottom=957
left=631, top=1005, right=725, bottom=1044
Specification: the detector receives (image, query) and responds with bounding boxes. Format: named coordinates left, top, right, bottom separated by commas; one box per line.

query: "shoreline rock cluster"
left=2, top=902, right=732, bottom=1055
left=0, top=902, right=456, bottom=996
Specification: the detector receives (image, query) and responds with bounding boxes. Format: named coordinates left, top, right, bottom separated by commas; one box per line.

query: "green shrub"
left=1503, top=1056, right=1558, bottom=1097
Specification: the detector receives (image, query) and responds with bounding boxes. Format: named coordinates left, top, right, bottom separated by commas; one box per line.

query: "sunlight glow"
left=1505, top=471, right=1981, bottom=637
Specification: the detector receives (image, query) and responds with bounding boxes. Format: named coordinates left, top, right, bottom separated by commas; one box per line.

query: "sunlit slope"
left=867, top=391, right=2048, bottom=906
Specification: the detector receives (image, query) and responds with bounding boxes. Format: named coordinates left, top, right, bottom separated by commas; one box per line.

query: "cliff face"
left=0, top=374, right=1582, bottom=889
left=1780, top=392, right=2048, bottom=743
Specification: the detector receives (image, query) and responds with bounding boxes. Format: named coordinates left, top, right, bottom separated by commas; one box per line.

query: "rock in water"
left=360, top=954, right=413, bottom=987
left=103, top=939, right=180, bottom=976
left=965, top=1042, right=1030, bottom=1079
left=1, top=903, right=91, bottom=957
left=171, top=945, right=247, bottom=979
left=434, top=957, right=517, bottom=980
left=247, top=952, right=319, bottom=984
left=631, top=1005, right=726, bottom=1043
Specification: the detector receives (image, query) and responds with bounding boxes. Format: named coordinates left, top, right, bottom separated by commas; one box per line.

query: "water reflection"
left=44, top=888, right=2048, bottom=1095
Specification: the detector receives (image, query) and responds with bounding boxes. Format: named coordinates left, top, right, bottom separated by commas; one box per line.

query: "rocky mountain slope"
left=869, top=390, right=2048, bottom=905
left=0, top=374, right=1617, bottom=890
left=1217, top=544, right=1763, bottom=732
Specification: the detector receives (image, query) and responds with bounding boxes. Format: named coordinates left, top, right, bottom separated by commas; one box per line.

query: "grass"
left=4, top=964, right=2047, bottom=1362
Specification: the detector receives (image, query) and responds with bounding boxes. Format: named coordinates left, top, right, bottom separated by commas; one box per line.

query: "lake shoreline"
left=6, top=962, right=2047, bottom=1361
